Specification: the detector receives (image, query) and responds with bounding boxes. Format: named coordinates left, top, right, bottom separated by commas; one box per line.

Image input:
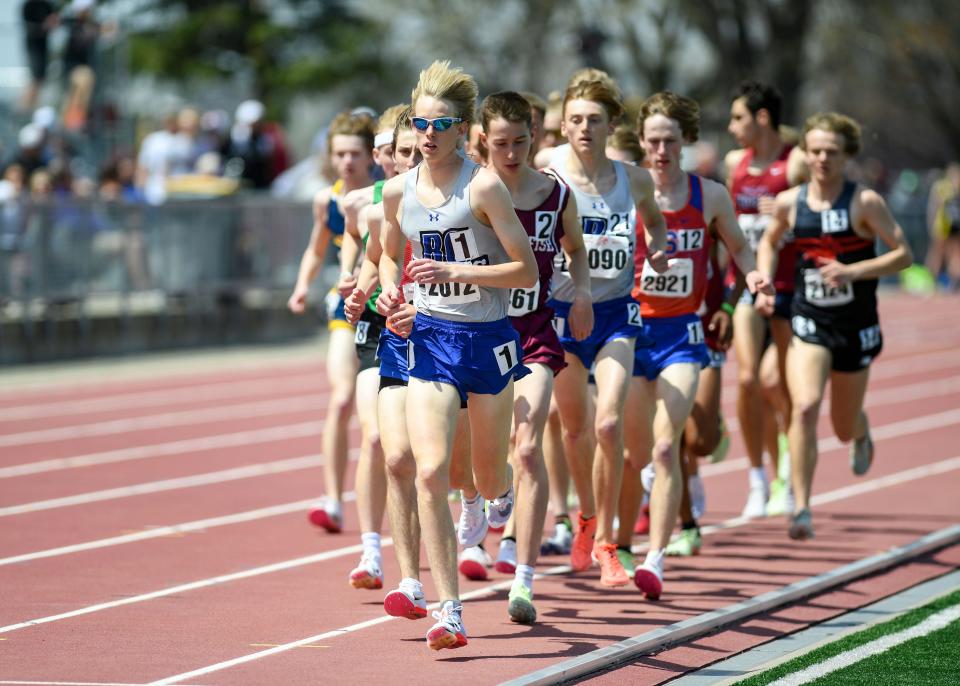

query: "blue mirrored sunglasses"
left=411, top=116, right=463, bottom=132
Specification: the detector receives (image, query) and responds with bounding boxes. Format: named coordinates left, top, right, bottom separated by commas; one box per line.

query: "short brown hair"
left=519, top=91, right=547, bottom=120
left=800, top=112, right=862, bottom=156
left=328, top=110, right=376, bottom=152
left=563, top=80, right=624, bottom=122
left=566, top=68, right=622, bottom=101
left=638, top=91, right=700, bottom=143
left=481, top=91, right=532, bottom=132
left=607, top=125, right=644, bottom=163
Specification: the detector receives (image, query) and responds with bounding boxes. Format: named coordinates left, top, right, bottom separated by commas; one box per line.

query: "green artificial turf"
left=734, top=588, right=960, bottom=686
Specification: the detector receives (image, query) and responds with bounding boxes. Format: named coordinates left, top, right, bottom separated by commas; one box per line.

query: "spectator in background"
left=170, top=107, right=203, bottom=176
left=136, top=112, right=179, bottom=205
left=227, top=100, right=289, bottom=189
left=926, top=162, right=960, bottom=291
left=20, top=0, right=59, bottom=113
left=1, top=163, right=30, bottom=297
left=61, top=0, right=103, bottom=132
left=12, top=123, right=52, bottom=178
left=270, top=128, right=332, bottom=201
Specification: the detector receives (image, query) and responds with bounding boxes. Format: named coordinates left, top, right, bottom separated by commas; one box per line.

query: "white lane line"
left=0, top=456, right=319, bottom=517
left=0, top=537, right=384, bottom=635
left=0, top=373, right=323, bottom=422
left=0, top=421, right=323, bottom=479
left=0, top=681, right=207, bottom=685
left=768, top=605, right=960, bottom=686
left=0, top=395, right=329, bottom=449
left=146, top=460, right=960, bottom=685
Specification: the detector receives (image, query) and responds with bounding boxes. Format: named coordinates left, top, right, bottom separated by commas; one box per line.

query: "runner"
left=756, top=112, right=913, bottom=540
left=624, top=91, right=772, bottom=600
left=726, top=81, right=807, bottom=518
left=548, top=78, right=668, bottom=587
left=377, top=60, right=538, bottom=650
left=333, top=104, right=407, bottom=590
left=287, top=110, right=376, bottom=533
left=475, top=90, right=592, bottom=623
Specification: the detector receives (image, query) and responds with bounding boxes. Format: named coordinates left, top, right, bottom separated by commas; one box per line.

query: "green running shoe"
left=665, top=528, right=702, bottom=557
left=766, top=478, right=791, bottom=517
left=507, top=582, right=536, bottom=624
left=616, top=546, right=636, bottom=577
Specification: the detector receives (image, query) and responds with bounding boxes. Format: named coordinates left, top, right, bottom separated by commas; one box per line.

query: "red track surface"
left=2, top=292, right=959, bottom=686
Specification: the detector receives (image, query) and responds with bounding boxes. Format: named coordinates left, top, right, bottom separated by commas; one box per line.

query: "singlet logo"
left=592, top=200, right=607, bottom=211
left=821, top=209, right=849, bottom=234
left=581, top=213, right=629, bottom=236
left=428, top=212, right=440, bottom=222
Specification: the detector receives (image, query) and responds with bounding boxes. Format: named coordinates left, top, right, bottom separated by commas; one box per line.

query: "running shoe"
left=850, top=425, right=874, bottom=476
left=458, top=545, right=492, bottom=581
left=594, top=542, right=630, bottom=587
left=708, top=414, right=730, bottom=463
left=487, top=484, right=515, bottom=530
left=788, top=508, right=815, bottom=540
left=741, top=471, right=769, bottom=519
left=777, top=432, right=791, bottom=480
left=616, top=547, right=636, bottom=577
left=383, top=585, right=427, bottom=620
left=765, top=478, right=791, bottom=517
left=308, top=497, right=342, bottom=533
left=634, top=560, right=663, bottom=600
left=540, top=519, right=573, bottom=555
left=426, top=601, right=467, bottom=651
left=507, top=582, right=537, bottom=624
left=495, top=538, right=517, bottom=574
left=457, top=494, right=488, bottom=547
left=570, top=511, right=597, bottom=572
left=689, top=474, right=706, bottom=520
left=348, top=554, right=383, bottom=590
left=633, top=503, right=651, bottom=536
left=665, top=528, right=702, bottom=557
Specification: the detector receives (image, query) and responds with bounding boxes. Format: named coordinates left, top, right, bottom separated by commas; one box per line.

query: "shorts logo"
left=792, top=315, right=816, bottom=338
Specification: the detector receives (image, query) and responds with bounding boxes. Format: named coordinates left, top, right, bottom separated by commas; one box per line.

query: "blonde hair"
left=801, top=112, right=862, bottom=156
left=638, top=91, right=700, bottom=143
left=411, top=60, right=478, bottom=124
left=377, top=104, right=408, bottom=135
left=392, top=106, right=413, bottom=147
left=563, top=79, right=624, bottom=122
left=566, top=68, right=622, bottom=101
left=328, top=110, right=376, bottom=151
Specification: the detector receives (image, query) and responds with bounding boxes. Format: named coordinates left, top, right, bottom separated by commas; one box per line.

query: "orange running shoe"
left=570, top=511, right=597, bottom=572
left=594, top=542, right=630, bottom=587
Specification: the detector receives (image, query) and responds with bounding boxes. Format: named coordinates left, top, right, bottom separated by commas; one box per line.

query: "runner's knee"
left=594, top=412, right=622, bottom=448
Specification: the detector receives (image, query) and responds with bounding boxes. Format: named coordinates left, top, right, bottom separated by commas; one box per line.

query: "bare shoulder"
left=774, top=185, right=802, bottom=211
left=533, top=146, right=555, bottom=170
left=382, top=172, right=407, bottom=202
left=725, top=148, right=747, bottom=175
left=856, top=186, right=886, bottom=209
left=624, top=162, right=655, bottom=194
left=342, top=186, right=374, bottom=213
left=312, top=186, right=332, bottom=212
left=701, top=176, right=734, bottom=210
left=470, top=165, right=509, bottom=199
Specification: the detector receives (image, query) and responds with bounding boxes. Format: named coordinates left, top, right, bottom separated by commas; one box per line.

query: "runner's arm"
left=629, top=166, right=669, bottom=272
left=708, top=180, right=772, bottom=295
left=288, top=188, right=332, bottom=313
left=557, top=191, right=593, bottom=340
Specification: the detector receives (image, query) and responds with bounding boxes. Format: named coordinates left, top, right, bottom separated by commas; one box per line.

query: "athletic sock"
left=748, top=466, right=768, bottom=486
left=399, top=577, right=421, bottom=595
left=643, top=548, right=665, bottom=575
left=361, top=531, right=381, bottom=564
left=515, top=564, right=534, bottom=592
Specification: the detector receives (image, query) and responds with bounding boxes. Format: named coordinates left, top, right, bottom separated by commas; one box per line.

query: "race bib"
left=493, top=340, right=519, bottom=375
left=639, top=258, right=694, bottom=298
left=803, top=269, right=853, bottom=307
left=354, top=320, right=370, bottom=345
left=584, top=234, right=631, bottom=279
left=738, top=213, right=768, bottom=252
left=627, top=301, right=643, bottom=327
left=687, top=320, right=704, bottom=344
left=415, top=281, right=481, bottom=308
left=508, top=281, right=541, bottom=317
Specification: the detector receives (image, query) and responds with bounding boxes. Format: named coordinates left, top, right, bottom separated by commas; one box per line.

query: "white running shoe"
left=495, top=538, right=517, bottom=574
left=741, top=470, right=769, bottom=519
left=540, top=521, right=573, bottom=555
left=458, top=545, right=492, bottom=581
left=426, top=601, right=467, bottom=650
left=457, top=495, right=488, bottom=547
left=348, top=554, right=383, bottom=590
left=383, top=584, right=427, bottom=620
left=487, top=484, right=515, bottom=530
left=641, top=462, right=656, bottom=494
left=688, top=474, right=706, bottom=520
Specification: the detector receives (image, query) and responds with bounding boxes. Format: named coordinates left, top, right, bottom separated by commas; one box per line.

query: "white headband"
left=374, top=132, right=393, bottom=149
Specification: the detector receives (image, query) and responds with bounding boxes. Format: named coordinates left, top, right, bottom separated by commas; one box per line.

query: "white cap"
left=32, top=106, right=57, bottom=130
left=19, top=124, right=43, bottom=149
left=72, top=0, right=95, bottom=12
left=235, top=99, right=265, bottom=125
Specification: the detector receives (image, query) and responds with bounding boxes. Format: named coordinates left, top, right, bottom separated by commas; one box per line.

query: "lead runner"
left=377, top=61, right=538, bottom=650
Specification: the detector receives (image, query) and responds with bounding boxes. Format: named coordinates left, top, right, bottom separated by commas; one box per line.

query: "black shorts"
left=738, top=288, right=794, bottom=320
left=791, top=314, right=883, bottom=372
left=377, top=371, right=468, bottom=409
left=355, top=308, right=386, bottom=373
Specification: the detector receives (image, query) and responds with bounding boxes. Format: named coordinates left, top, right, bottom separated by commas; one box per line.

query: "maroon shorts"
left=510, top=306, right=567, bottom=377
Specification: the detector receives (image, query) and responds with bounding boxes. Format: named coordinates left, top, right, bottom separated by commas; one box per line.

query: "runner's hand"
left=344, top=287, right=366, bottom=325
left=746, top=270, right=775, bottom=296
left=708, top=309, right=733, bottom=350
left=817, top=257, right=854, bottom=288
left=387, top=303, right=416, bottom=337
left=568, top=291, right=594, bottom=341
left=376, top=285, right=403, bottom=318
left=754, top=292, right=775, bottom=317
left=337, top=272, right=357, bottom=298
left=407, top=258, right=456, bottom=284
left=646, top=250, right=669, bottom=274
left=287, top=286, right=308, bottom=314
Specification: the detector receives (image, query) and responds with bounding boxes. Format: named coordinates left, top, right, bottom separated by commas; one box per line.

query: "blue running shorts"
left=550, top=295, right=652, bottom=371
left=378, top=327, right=409, bottom=383
left=633, top=313, right=710, bottom=380
left=407, top=313, right=530, bottom=404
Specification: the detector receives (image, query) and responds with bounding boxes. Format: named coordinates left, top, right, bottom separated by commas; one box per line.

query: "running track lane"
left=0, top=292, right=958, bottom=684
